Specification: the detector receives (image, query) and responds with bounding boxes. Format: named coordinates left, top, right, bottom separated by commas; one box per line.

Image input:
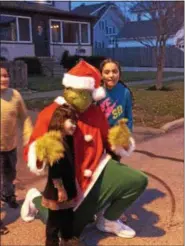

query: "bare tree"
left=128, top=1, right=184, bottom=89
left=115, top=1, right=133, bottom=21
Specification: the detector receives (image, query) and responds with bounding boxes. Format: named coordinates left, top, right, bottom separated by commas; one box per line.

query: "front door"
left=33, top=15, right=50, bottom=56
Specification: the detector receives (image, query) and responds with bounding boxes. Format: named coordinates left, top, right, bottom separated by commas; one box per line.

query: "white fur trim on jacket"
left=54, top=96, right=68, bottom=105
left=92, top=86, right=106, bottom=101
left=84, top=169, right=92, bottom=177
left=74, top=153, right=111, bottom=211
left=27, top=141, right=46, bottom=176
left=63, top=73, right=95, bottom=90
left=111, top=137, right=136, bottom=157
left=84, top=134, right=93, bottom=142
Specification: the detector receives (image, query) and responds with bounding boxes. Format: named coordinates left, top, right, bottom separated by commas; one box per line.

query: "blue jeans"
left=0, top=148, right=17, bottom=198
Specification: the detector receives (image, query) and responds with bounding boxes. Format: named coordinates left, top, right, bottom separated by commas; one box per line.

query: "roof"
left=72, top=2, right=125, bottom=22
left=117, top=20, right=179, bottom=39
left=0, top=1, right=94, bottom=20
left=72, top=2, right=107, bottom=16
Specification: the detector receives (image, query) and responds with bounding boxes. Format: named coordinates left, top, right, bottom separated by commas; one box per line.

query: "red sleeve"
left=23, top=103, right=58, bottom=162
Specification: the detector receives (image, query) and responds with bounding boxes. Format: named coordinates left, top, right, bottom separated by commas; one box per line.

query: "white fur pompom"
left=84, top=134, right=93, bottom=142
left=84, top=169, right=92, bottom=177
left=92, top=87, right=106, bottom=101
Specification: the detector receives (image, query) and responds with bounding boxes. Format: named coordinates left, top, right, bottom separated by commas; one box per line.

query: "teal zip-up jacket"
left=98, top=82, right=133, bottom=131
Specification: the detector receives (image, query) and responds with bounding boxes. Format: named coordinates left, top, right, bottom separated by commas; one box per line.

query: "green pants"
left=33, top=159, right=148, bottom=237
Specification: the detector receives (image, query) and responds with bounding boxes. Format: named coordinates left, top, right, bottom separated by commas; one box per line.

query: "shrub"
left=60, top=51, right=106, bottom=70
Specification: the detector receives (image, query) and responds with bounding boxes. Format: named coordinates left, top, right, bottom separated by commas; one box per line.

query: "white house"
left=0, top=1, right=94, bottom=61
left=72, top=2, right=125, bottom=50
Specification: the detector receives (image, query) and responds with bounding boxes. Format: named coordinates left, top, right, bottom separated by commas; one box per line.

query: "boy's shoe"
left=61, top=237, right=85, bottom=246
left=96, top=216, right=136, bottom=238
left=1, top=195, right=19, bottom=209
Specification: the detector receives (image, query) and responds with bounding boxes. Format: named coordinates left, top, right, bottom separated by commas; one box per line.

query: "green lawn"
left=121, top=71, right=183, bottom=83
left=28, top=76, right=63, bottom=92
left=132, top=81, right=184, bottom=128
left=25, top=81, right=184, bottom=128
left=28, top=71, right=184, bottom=92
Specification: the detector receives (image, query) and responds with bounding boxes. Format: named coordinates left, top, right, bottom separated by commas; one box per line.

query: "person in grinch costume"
left=21, top=60, right=148, bottom=240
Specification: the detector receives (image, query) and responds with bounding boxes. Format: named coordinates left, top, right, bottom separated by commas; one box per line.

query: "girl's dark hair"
left=99, top=58, right=134, bottom=104
left=0, top=63, right=9, bottom=74
left=48, top=104, right=78, bottom=134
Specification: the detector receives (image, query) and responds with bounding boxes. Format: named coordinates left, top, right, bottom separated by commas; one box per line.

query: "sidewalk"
left=1, top=126, right=183, bottom=246
left=122, top=67, right=184, bottom=72
left=21, top=76, right=184, bottom=100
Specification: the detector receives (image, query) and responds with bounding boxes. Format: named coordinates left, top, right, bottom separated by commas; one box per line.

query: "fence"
left=93, top=47, right=184, bottom=68
left=0, top=60, right=28, bottom=89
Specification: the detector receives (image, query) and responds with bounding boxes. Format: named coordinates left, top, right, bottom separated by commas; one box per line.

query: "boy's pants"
left=46, top=208, right=74, bottom=246
left=0, top=148, right=17, bottom=198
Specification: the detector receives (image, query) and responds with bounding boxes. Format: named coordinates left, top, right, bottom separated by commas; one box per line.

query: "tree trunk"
left=156, top=44, right=165, bottom=90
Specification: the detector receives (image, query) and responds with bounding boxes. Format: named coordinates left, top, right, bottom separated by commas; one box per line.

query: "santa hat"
left=62, top=60, right=106, bottom=101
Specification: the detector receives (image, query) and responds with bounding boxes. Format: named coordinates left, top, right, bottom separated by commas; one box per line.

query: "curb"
left=134, top=118, right=184, bottom=136
left=127, top=76, right=184, bottom=86
left=133, top=126, right=165, bottom=135
left=161, top=118, right=184, bottom=133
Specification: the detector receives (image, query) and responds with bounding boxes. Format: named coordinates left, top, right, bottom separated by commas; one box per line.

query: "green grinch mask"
left=63, top=88, right=93, bottom=113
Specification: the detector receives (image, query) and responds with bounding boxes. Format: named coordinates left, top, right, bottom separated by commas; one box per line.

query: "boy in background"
left=0, top=64, right=33, bottom=231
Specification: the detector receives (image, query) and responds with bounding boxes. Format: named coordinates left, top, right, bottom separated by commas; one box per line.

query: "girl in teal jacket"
left=98, top=59, right=133, bottom=132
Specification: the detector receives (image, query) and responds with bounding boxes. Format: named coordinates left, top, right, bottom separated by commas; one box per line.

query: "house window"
left=102, top=21, right=104, bottom=30
left=112, top=27, right=115, bottom=34
left=109, top=37, right=115, bottom=45
left=51, top=21, right=61, bottom=42
left=50, top=19, right=90, bottom=44
left=0, top=14, right=31, bottom=42
left=18, top=18, right=30, bottom=41
left=106, top=26, right=109, bottom=35
left=80, top=23, right=89, bottom=43
left=63, top=22, right=79, bottom=43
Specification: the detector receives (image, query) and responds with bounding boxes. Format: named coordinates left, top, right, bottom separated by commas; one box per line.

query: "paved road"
left=1, top=127, right=184, bottom=246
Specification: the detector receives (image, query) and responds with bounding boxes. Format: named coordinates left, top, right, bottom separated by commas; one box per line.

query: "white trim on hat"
left=63, top=73, right=95, bottom=90
left=92, top=86, right=106, bottom=101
